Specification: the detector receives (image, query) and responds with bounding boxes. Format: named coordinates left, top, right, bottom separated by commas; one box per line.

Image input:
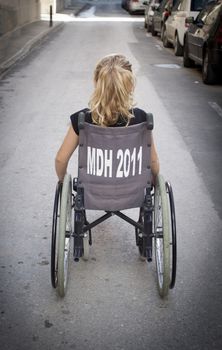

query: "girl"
left=55, top=54, right=159, bottom=181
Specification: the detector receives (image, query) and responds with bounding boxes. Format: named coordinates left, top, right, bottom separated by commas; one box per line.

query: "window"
left=191, top=0, right=207, bottom=12
left=172, top=0, right=182, bottom=11
left=196, top=2, right=221, bottom=25
left=180, top=0, right=187, bottom=11
left=205, top=3, right=221, bottom=25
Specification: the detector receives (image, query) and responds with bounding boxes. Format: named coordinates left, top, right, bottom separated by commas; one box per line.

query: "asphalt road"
left=0, top=1, right=222, bottom=350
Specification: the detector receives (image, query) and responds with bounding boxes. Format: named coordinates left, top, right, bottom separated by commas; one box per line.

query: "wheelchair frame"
left=51, top=172, right=177, bottom=298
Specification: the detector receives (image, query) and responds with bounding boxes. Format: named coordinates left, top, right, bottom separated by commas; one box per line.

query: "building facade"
left=0, top=0, right=64, bottom=36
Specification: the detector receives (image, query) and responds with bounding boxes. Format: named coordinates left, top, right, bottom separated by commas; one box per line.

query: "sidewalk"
left=0, top=1, right=87, bottom=77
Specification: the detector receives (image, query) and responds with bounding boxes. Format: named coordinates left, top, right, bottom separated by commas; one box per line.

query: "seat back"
left=78, top=112, right=153, bottom=211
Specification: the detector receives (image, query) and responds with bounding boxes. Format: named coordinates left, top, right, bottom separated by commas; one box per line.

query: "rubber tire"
left=82, top=234, right=90, bottom=261
left=174, top=33, right=183, bottom=56
left=136, top=230, right=147, bottom=261
left=151, top=22, right=157, bottom=36
left=183, top=38, right=194, bottom=68
left=154, top=174, right=170, bottom=298
left=135, top=209, right=146, bottom=261
left=202, top=49, right=217, bottom=85
left=162, top=26, right=171, bottom=48
left=166, top=182, right=177, bottom=289
left=57, top=174, right=72, bottom=297
left=147, top=23, right=152, bottom=33
left=51, top=182, right=62, bottom=288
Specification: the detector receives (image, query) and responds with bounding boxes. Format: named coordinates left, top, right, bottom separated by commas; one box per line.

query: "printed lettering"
left=124, top=149, right=130, bottom=177
left=96, top=149, right=103, bottom=176
left=116, top=149, right=124, bottom=178
left=87, top=146, right=96, bottom=175
left=131, top=147, right=136, bottom=176
left=137, top=146, right=142, bottom=175
left=104, top=149, right=113, bottom=177
left=87, top=146, right=143, bottom=178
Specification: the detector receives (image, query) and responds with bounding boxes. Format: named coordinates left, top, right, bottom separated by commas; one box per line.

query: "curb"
left=0, top=21, right=64, bottom=77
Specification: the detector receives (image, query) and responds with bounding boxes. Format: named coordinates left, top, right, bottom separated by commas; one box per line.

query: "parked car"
left=151, top=0, right=176, bottom=37
left=144, top=0, right=163, bottom=31
left=162, top=0, right=207, bottom=56
left=122, top=0, right=145, bottom=14
left=122, top=0, right=129, bottom=10
left=183, top=0, right=222, bottom=84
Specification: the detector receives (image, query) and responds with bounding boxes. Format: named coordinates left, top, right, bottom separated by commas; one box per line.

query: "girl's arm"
left=55, top=125, right=79, bottom=181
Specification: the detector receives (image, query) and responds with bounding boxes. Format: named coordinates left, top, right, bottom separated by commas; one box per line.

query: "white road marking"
left=155, top=44, right=162, bottom=51
left=41, top=13, right=144, bottom=22
left=208, top=101, right=222, bottom=118
left=154, top=64, right=181, bottom=69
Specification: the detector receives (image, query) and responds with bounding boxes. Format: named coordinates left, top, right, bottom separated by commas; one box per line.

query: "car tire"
left=160, top=25, right=164, bottom=41
left=162, top=26, right=171, bottom=48
left=183, top=38, right=194, bottom=68
left=151, top=21, right=157, bottom=36
left=147, top=20, right=152, bottom=33
left=174, top=33, right=183, bottom=56
left=202, top=48, right=217, bottom=85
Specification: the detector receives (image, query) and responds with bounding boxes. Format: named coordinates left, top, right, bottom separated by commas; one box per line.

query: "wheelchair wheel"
left=166, top=181, right=177, bottom=289
left=154, top=174, right=170, bottom=298
left=51, top=181, right=62, bottom=288
left=57, top=174, right=72, bottom=297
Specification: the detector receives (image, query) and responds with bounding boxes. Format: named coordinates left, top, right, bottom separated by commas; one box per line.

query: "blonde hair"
left=89, top=54, right=135, bottom=126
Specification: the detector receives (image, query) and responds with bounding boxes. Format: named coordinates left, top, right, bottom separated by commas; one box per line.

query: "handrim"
left=57, top=174, right=72, bottom=297
left=154, top=174, right=170, bottom=298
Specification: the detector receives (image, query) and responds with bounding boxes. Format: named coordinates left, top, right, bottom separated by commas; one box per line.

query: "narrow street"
left=0, top=1, right=222, bottom=349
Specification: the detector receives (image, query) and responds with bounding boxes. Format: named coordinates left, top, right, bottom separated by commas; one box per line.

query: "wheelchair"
left=51, top=112, right=177, bottom=298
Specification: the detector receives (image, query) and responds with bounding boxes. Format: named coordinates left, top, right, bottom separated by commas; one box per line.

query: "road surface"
left=0, top=1, right=222, bottom=349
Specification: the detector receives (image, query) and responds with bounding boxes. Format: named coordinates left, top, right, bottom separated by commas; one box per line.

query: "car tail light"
left=165, top=10, right=170, bottom=18
left=215, top=24, right=222, bottom=44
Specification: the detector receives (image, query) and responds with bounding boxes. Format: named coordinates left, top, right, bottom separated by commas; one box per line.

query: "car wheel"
left=160, top=25, right=164, bottom=41
left=183, top=38, right=194, bottom=68
left=162, top=26, right=171, bottom=48
left=174, top=33, right=183, bottom=56
left=147, top=20, right=152, bottom=33
left=202, top=49, right=217, bottom=84
left=151, top=22, right=157, bottom=36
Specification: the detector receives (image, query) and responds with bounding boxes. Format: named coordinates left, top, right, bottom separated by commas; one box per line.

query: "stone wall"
left=0, top=0, right=41, bottom=35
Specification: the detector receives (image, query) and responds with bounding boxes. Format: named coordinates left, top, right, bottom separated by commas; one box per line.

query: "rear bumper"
left=129, top=4, right=145, bottom=12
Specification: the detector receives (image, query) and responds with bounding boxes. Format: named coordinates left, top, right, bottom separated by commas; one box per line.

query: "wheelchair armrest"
left=73, top=177, right=78, bottom=192
left=146, top=113, right=154, bottom=130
